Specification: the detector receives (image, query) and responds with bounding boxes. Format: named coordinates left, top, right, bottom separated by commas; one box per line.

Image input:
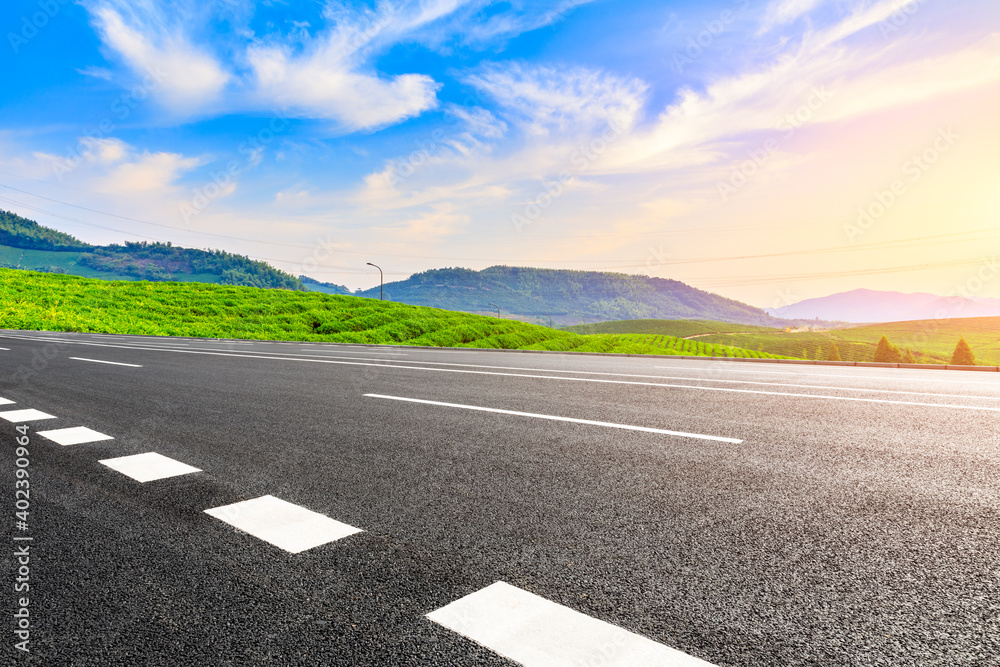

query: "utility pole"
left=489, top=303, right=500, bottom=318
left=366, top=262, right=383, bottom=300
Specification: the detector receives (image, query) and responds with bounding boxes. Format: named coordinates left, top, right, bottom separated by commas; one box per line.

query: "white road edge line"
left=427, top=581, right=717, bottom=667
left=364, top=394, right=742, bottom=444
left=69, top=357, right=143, bottom=368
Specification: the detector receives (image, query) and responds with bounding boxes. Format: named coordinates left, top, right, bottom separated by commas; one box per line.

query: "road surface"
left=2, top=330, right=998, bottom=665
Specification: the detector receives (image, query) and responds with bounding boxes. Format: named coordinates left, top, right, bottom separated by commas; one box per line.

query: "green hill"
left=0, top=209, right=303, bottom=290
left=0, top=268, right=786, bottom=359
left=353, top=266, right=789, bottom=326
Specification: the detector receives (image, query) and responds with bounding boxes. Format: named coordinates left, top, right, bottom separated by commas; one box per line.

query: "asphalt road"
left=2, top=329, right=999, bottom=666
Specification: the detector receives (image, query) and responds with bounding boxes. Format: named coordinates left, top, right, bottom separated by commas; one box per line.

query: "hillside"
left=766, top=288, right=1000, bottom=322
left=353, top=266, right=788, bottom=326
left=0, top=268, right=786, bottom=360
left=0, top=209, right=303, bottom=290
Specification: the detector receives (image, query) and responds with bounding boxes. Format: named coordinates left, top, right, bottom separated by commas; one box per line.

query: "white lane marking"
left=0, top=398, right=14, bottom=405
left=365, top=394, right=742, bottom=443
left=298, top=348, right=407, bottom=355
left=428, top=581, right=716, bottom=667
left=69, top=357, right=143, bottom=368
left=0, top=347, right=9, bottom=350
left=204, top=495, right=363, bottom=553
left=36, top=426, right=113, bottom=446
left=100, top=452, right=201, bottom=482
left=5, top=333, right=999, bottom=411
left=653, top=365, right=999, bottom=385
left=0, top=409, right=56, bottom=422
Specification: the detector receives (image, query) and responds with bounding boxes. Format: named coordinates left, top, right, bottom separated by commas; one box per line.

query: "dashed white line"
left=0, top=409, right=56, bottom=422
left=0, top=398, right=14, bottom=406
left=428, top=581, right=716, bottom=667
left=69, top=357, right=143, bottom=368
left=365, top=394, right=742, bottom=443
left=100, top=452, right=201, bottom=482
left=36, top=426, right=113, bottom=446
left=204, top=495, right=363, bottom=553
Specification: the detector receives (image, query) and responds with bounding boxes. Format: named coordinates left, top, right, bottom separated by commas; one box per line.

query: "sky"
left=1, top=0, right=998, bottom=309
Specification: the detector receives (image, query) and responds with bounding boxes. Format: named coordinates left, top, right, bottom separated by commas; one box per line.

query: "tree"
left=827, top=343, right=841, bottom=361
left=902, top=347, right=916, bottom=364
left=814, top=344, right=824, bottom=360
left=873, top=336, right=903, bottom=363
left=950, top=337, right=976, bottom=365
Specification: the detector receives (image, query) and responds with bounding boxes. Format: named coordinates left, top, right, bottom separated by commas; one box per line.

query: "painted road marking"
left=652, top=364, right=998, bottom=385
left=69, top=357, right=143, bottom=368
left=0, top=398, right=14, bottom=405
left=100, top=452, right=201, bottom=482
left=204, top=495, right=363, bottom=553
left=0, top=347, right=9, bottom=350
left=7, top=333, right=999, bottom=411
left=37, top=426, right=114, bottom=446
left=0, top=409, right=56, bottom=422
left=365, top=394, right=742, bottom=444
left=427, top=581, right=716, bottom=667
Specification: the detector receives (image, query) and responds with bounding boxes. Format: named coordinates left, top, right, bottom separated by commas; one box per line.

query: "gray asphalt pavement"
left=2, top=330, right=999, bottom=666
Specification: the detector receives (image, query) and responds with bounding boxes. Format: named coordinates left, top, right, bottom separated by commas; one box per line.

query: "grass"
left=563, top=318, right=783, bottom=338
left=571, top=316, right=1000, bottom=365
left=0, top=268, right=787, bottom=359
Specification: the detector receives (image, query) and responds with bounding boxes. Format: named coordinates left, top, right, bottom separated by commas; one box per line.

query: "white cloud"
left=246, top=42, right=440, bottom=130
left=89, top=3, right=231, bottom=115
left=760, top=0, right=829, bottom=32
left=464, top=62, right=648, bottom=136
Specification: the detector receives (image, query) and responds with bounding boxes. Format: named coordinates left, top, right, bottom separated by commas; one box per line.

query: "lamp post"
left=366, top=262, right=383, bottom=300
left=489, top=303, right=500, bottom=318
left=545, top=315, right=553, bottom=328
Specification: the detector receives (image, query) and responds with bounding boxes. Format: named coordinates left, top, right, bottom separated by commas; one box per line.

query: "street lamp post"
left=488, top=303, right=500, bottom=318
left=545, top=315, right=553, bottom=327
left=366, top=262, right=383, bottom=300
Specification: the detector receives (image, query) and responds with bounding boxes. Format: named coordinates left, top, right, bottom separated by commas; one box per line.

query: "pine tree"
left=827, top=343, right=841, bottom=361
left=902, top=347, right=916, bottom=364
left=873, top=336, right=903, bottom=363
left=950, top=337, right=976, bottom=365
left=814, top=344, right=824, bottom=360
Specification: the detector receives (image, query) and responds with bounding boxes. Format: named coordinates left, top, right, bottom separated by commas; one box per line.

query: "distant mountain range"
left=353, top=266, right=802, bottom=326
left=766, top=288, right=1000, bottom=322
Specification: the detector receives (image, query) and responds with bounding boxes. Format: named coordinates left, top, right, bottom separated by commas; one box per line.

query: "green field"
left=563, top=318, right=783, bottom=338
left=570, top=317, right=1000, bottom=365
left=0, top=268, right=788, bottom=358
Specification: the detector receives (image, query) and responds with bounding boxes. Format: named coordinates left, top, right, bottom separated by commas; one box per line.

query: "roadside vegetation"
left=0, top=269, right=786, bottom=358
left=577, top=318, right=1000, bottom=365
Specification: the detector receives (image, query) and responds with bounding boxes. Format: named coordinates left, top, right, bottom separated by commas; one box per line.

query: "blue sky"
left=1, top=0, right=999, bottom=307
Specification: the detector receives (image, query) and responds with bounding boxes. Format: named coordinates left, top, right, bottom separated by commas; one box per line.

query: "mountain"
left=0, top=209, right=303, bottom=290
left=353, top=266, right=789, bottom=326
left=765, top=288, right=1000, bottom=322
